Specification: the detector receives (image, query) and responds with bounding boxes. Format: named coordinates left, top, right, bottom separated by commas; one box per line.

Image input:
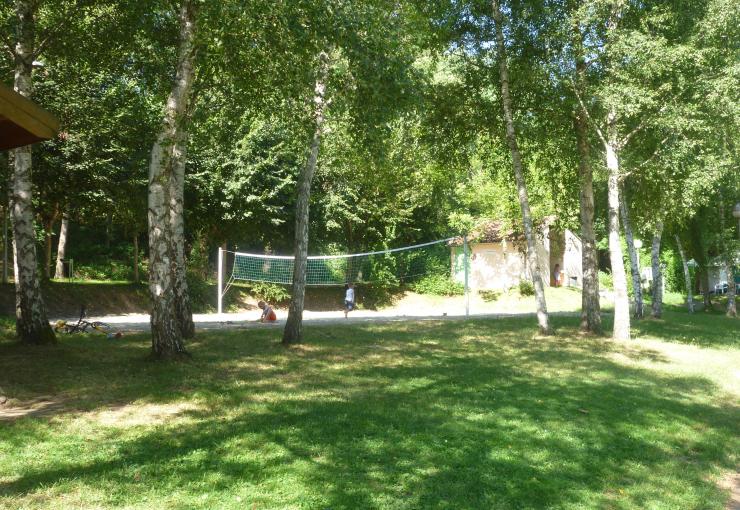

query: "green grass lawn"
left=0, top=312, right=738, bottom=509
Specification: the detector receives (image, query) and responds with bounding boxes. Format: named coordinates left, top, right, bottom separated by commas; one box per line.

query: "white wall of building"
left=451, top=228, right=583, bottom=290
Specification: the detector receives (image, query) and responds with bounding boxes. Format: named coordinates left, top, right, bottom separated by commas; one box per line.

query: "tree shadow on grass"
left=628, top=311, right=739, bottom=349
left=0, top=318, right=738, bottom=508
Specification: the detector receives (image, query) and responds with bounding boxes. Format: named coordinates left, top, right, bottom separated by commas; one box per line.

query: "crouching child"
left=258, top=300, right=277, bottom=323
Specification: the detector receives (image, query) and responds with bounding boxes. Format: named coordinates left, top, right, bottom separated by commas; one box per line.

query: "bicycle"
left=54, top=306, right=122, bottom=339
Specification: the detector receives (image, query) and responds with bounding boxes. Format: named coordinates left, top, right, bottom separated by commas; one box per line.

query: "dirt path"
left=52, top=309, right=581, bottom=333
left=49, top=288, right=586, bottom=333
left=720, top=471, right=740, bottom=510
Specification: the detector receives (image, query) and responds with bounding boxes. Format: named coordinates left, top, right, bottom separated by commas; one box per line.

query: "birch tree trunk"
left=719, top=200, right=736, bottom=317
left=674, top=234, right=694, bottom=313
left=2, top=205, right=8, bottom=285
left=10, top=0, right=55, bottom=344
left=604, top=112, right=630, bottom=341
left=43, top=208, right=58, bottom=279
left=491, top=0, right=550, bottom=334
left=54, top=212, right=69, bottom=279
left=690, top=218, right=712, bottom=311
left=701, top=267, right=712, bottom=310
left=619, top=189, right=643, bottom=319
left=726, top=262, right=737, bottom=318
left=171, top=124, right=195, bottom=338
left=148, top=0, right=197, bottom=359
left=283, top=51, right=330, bottom=345
left=572, top=16, right=601, bottom=334
left=650, top=221, right=663, bottom=318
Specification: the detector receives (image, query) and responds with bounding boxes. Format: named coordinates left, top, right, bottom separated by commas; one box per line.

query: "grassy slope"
left=0, top=312, right=737, bottom=509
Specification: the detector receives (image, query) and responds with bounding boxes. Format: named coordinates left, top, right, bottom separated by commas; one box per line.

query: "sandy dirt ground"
left=51, top=289, right=587, bottom=333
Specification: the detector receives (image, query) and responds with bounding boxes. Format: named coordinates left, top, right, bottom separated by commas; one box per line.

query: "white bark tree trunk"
left=674, top=234, right=694, bottom=313
left=650, top=220, right=663, bottom=318
left=283, top=51, right=330, bottom=345
left=43, top=208, right=58, bottom=279
left=54, top=211, right=69, bottom=279
left=725, top=261, right=737, bottom=318
left=171, top=127, right=195, bottom=337
left=605, top=112, right=630, bottom=341
left=2, top=204, right=8, bottom=285
left=619, top=189, right=643, bottom=319
left=491, top=0, right=550, bottom=334
left=719, top=200, right=736, bottom=317
left=10, top=0, right=55, bottom=344
left=148, top=0, right=197, bottom=358
left=572, top=15, right=601, bottom=334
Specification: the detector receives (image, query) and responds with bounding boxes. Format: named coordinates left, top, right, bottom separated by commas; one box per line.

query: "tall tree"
left=170, top=115, right=195, bottom=338
left=54, top=210, right=69, bottom=279
left=283, top=51, right=330, bottom=344
left=147, top=0, right=197, bottom=358
left=674, top=234, right=695, bottom=313
left=490, top=0, right=550, bottom=334
left=719, top=197, right=737, bottom=317
left=570, top=10, right=601, bottom=334
left=603, top=109, right=631, bottom=340
left=619, top=186, right=643, bottom=319
left=279, top=0, right=422, bottom=344
left=650, top=220, right=664, bottom=318
left=6, top=0, right=55, bottom=344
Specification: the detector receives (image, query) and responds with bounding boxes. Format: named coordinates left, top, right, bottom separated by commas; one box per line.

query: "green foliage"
left=411, top=274, right=463, bottom=296
left=248, top=282, right=291, bottom=305
left=661, top=248, right=684, bottom=293
left=518, top=280, right=535, bottom=297
left=367, top=256, right=401, bottom=287
left=186, top=274, right=214, bottom=314
left=187, top=234, right=211, bottom=280
left=479, top=289, right=501, bottom=302
left=599, top=271, right=614, bottom=291
left=74, top=260, right=142, bottom=282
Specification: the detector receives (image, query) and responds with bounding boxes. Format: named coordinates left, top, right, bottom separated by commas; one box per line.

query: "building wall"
left=562, top=230, right=583, bottom=287
left=451, top=242, right=526, bottom=289
left=451, top=228, right=583, bottom=290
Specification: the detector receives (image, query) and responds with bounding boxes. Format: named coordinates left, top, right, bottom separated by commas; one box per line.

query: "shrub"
left=478, top=289, right=500, bottom=302
left=359, top=284, right=402, bottom=309
left=412, top=274, right=464, bottom=296
left=518, top=280, right=535, bottom=296
left=187, top=274, right=214, bottom=313
left=71, top=259, right=146, bottom=281
left=249, top=282, right=291, bottom=304
left=598, top=270, right=614, bottom=290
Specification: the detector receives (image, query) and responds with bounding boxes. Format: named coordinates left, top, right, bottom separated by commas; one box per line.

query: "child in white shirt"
left=344, top=283, right=355, bottom=318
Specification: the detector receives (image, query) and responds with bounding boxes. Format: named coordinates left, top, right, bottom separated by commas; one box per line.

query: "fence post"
left=69, top=259, right=73, bottom=281
left=217, top=246, right=223, bottom=315
left=464, top=235, right=469, bottom=317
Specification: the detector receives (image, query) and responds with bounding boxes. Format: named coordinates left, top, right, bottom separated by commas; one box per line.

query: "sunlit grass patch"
left=0, top=313, right=737, bottom=509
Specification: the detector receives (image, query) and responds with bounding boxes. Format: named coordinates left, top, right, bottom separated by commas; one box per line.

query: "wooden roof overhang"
left=0, top=83, right=59, bottom=151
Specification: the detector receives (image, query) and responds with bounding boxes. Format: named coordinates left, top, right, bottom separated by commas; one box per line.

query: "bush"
left=359, top=283, right=402, bottom=309
left=599, top=270, right=614, bottom=290
left=73, top=260, right=145, bottom=281
left=661, top=248, right=684, bottom=293
left=478, top=289, right=500, bottom=302
left=249, top=282, right=291, bottom=304
left=187, top=274, right=214, bottom=313
left=518, top=280, right=535, bottom=296
left=412, top=274, right=464, bottom=296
